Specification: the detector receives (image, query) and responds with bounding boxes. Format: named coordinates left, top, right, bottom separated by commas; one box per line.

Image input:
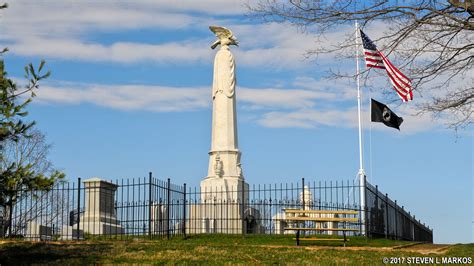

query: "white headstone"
left=150, top=202, right=168, bottom=235
left=25, top=221, right=53, bottom=241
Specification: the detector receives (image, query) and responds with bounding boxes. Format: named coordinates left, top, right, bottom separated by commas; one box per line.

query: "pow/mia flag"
left=371, top=99, right=403, bottom=130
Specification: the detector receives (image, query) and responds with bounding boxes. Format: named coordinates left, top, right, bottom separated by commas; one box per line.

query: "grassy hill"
left=0, top=234, right=472, bottom=264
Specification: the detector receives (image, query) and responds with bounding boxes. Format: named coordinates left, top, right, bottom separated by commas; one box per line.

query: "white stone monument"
left=188, top=26, right=252, bottom=234
left=201, top=25, right=249, bottom=201
left=80, top=178, right=123, bottom=235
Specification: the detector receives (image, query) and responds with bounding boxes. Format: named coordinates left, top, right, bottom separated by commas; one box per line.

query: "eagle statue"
left=209, top=26, right=239, bottom=49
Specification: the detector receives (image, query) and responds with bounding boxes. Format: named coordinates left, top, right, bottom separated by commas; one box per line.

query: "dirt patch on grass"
left=258, top=245, right=395, bottom=252
left=395, top=243, right=451, bottom=255
left=245, top=243, right=451, bottom=255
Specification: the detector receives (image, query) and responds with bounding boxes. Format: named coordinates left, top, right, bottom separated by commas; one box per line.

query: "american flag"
left=360, top=29, right=413, bottom=102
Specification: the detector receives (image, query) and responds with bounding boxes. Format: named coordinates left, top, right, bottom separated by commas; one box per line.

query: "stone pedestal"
left=189, top=178, right=249, bottom=234
left=200, top=177, right=248, bottom=202
left=81, top=178, right=123, bottom=235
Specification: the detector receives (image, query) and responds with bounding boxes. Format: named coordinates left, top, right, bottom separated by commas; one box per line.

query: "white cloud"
left=141, top=0, right=247, bottom=15
left=29, top=78, right=444, bottom=134
left=35, top=81, right=334, bottom=112
left=0, top=0, right=353, bottom=69
left=258, top=108, right=358, bottom=129
left=35, top=82, right=210, bottom=112
left=257, top=106, right=441, bottom=134
left=239, top=87, right=323, bottom=109
left=231, top=22, right=354, bottom=68
left=31, top=74, right=357, bottom=113
left=2, top=23, right=336, bottom=68
left=1, top=0, right=244, bottom=38
left=0, top=1, right=223, bottom=64
left=292, top=76, right=358, bottom=101
left=11, top=37, right=213, bottom=64
left=2, top=21, right=332, bottom=68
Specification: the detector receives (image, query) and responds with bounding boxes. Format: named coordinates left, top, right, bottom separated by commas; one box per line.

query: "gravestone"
left=59, top=225, right=84, bottom=240
left=150, top=202, right=168, bottom=235
left=25, top=221, right=53, bottom=241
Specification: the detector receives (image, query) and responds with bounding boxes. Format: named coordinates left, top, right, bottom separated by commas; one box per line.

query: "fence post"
left=394, top=200, right=398, bottom=240
left=182, top=183, right=186, bottom=238
left=365, top=205, right=369, bottom=239
left=375, top=185, right=379, bottom=237
left=7, top=201, right=13, bottom=238
left=385, top=193, right=389, bottom=239
left=402, top=206, right=405, bottom=240
left=301, top=177, right=305, bottom=210
left=241, top=179, right=245, bottom=235
left=148, top=172, right=152, bottom=239
left=167, top=178, right=171, bottom=240
left=76, top=177, right=81, bottom=240
left=413, top=215, right=416, bottom=241
left=408, top=211, right=412, bottom=241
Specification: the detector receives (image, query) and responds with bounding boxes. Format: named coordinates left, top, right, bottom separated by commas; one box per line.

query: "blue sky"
left=1, top=1, right=472, bottom=244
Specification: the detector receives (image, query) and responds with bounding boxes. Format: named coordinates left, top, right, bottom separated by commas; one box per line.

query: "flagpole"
left=355, top=21, right=367, bottom=237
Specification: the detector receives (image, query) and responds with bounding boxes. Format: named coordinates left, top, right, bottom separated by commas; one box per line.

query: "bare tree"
left=248, top=0, right=473, bottom=130
left=1, top=130, right=55, bottom=175
left=0, top=130, right=64, bottom=236
left=10, top=188, right=73, bottom=237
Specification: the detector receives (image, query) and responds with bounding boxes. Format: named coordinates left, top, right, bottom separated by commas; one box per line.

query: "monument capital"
left=83, top=177, right=118, bottom=189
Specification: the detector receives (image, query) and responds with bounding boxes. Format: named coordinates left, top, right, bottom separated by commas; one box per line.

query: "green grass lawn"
left=0, top=234, right=472, bottom=265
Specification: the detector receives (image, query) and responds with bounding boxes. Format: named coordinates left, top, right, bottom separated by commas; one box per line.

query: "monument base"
left=200, top=177, right=248, bottom=202
left=187, top=203, right=264, bottom=235
left=187, top=203, right=243, bottom=234
left=187, top=178, right=266, bottom=234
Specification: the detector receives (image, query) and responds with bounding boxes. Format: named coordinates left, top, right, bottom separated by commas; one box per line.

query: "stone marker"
left=81, top=178, right=123, bottom=235
left=25, top=221, right=53, bottom=241
left=188, top=26, right=260, bottom=234
left=150, top=202, right=168, bottom=235
left=201, top=25, right=249, bottom=201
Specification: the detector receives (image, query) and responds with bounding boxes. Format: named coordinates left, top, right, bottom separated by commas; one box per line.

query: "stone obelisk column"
left=201, top=26, right=248, bottom=201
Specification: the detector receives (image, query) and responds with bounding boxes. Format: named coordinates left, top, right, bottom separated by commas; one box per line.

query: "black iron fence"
left=365, top=183, right=433, bottom=242
left=186, top=178, right=362, bottom=235
left=0, top=174, right=432, bottom=242
left=1, top=174, right=185, bottom=241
